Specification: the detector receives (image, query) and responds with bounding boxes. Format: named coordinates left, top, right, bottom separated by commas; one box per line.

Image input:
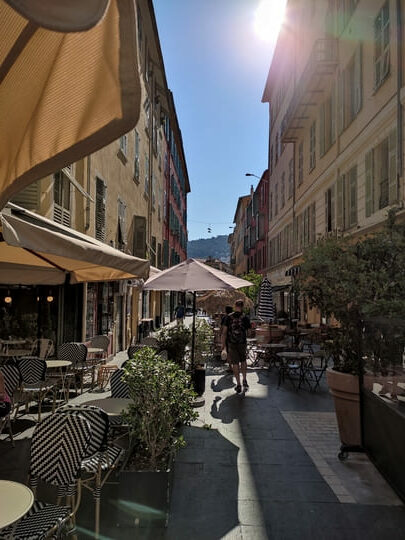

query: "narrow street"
left=167, top=359, right=405, bottom=539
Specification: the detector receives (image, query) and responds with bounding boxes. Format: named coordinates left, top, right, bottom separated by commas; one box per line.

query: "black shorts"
left=228, top=343, right=247, bottom=365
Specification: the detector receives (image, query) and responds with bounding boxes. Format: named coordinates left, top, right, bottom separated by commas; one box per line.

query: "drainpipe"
left=396, top=0, right=403, bottom=199
left=85, top=155, right=91, bottom=231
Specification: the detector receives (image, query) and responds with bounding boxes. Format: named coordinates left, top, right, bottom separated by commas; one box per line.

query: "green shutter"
left=365, top=150, right=374, bottom=217
left=388, top=129, right=397, bottom=204
left=338, top=72, right=345, bottom=134
left=324, top=191, right=329, bottom=234
left=133, top=215, right=146, bottom=259
left=330, top=184, right=336, bottom=230
left=331, top=84, right=336, bottom=144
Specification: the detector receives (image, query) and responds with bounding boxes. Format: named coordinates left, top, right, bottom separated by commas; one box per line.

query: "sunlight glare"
left=254, top=0, right=287, bottom=42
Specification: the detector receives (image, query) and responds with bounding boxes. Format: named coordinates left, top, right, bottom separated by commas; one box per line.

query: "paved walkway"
left=167, top=360, right=405, bottom=539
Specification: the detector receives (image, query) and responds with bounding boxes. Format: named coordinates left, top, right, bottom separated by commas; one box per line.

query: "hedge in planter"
left=123, top=346, right=197, bottom=471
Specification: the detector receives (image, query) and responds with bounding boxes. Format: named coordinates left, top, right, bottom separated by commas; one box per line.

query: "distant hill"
left=187, top=235, right=230, bottom=262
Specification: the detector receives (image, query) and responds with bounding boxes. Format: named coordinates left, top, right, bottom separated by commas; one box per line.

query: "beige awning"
left=0, top=205, right=150, bottom=284
left=0, top=0, right=141, bottom=208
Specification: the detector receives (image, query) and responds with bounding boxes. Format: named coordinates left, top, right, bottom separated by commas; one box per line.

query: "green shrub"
left=123, top=347, right=197, bottom=470
left=194, top=320, right=213, bottom=365
left=155, top=325, right=191, bottom=368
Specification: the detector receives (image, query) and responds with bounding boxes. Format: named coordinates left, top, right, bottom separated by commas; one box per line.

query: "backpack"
left=227, top=313, right=246, bottom=344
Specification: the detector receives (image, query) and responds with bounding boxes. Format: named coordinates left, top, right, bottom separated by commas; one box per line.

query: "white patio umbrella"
left=143, top=258, right=252, bottom=367
left=257, top=277, right=276, bottom=323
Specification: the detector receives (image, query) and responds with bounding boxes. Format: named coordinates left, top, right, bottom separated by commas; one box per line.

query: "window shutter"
left=338, top=72, right=345, bottom=133
left=349, top=167, right=357, bottom=227
left=133, top=216, right=146, bottom=259
left=95, top=178, right=106, bottom=242
left=336, top=175, right=344, bottom=230
left=330, top=184, right=336, bottom=230
left=11, top=182, right=38, bottom=211
left=331, top=84, right=336, bottom=144
left=354, top=44, right=362, bottom=115
left=365, top=150, right=374, bottom=217
left=310, top=202, right=316, bottom=244
left=320, top=104, right=325, bottom=156
left=388, top=130, right=397, bottom=204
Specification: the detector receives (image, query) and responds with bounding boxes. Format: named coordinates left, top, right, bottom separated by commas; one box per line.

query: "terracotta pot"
left=326, top=368, right=361, bottom=447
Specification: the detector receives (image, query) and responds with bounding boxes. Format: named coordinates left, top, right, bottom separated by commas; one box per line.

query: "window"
left=133, top=216, right=146, bottom=259
left=269, top=192, right=273, bottom=221
left=134, top=130, right=140, bottom=181
left=337, top=166, right=357, bottom=230
left=95, top=177, right=106, bottom=242
left=336, top=0, right=359, bottom=34
left=320, top=87, right=336, bottom=156
left=338, top=45, right=362, bottom=132
left=275, top=183, right=279, bottom=215
left=298, top=142, right=303, bottom=185
left=275, top=133, right=279, bottom=164
left=365, top=130, right=397, bottom=216
left=53, top=171, right=71, bottom=227
left=325, top=185, right=336, bottom=233
left=288, top=159, right=294, bottom=199
left=151, top=236, right=156, bottom=266
left=119, top=135, right=127, bottom=157
left=144, top=99, right=150, bottom=133
left=144, top=154, right=149, bottom=196
left=309, top=121, right=316, bottom=171
left=270, top=144, right=273, bottom=174
left=281, top=173, right=285, bottom=208
left=152, top=174, right=156, bottom=207
left=374, top=1, right=390, bottom=89
left=136, top=5, right=143, bottom=49
left=157, top=243, right=162, bottom=268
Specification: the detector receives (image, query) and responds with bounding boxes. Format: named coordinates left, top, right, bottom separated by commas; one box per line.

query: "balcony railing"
left=281, top=38, right=338, bottom=143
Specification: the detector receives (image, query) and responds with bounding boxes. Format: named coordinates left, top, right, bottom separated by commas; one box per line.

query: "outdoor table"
left=259, top=343, right=289, bottom=367
left=46, top=360, right=72, bottom=403
left=0, top=480, right=34, bottom=531
left=276, top=351, right=312, bottom=390
left=81, top=398, right=131, bottom=416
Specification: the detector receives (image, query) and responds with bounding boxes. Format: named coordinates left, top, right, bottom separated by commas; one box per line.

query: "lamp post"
left=245, top=172, right=261, bottom=179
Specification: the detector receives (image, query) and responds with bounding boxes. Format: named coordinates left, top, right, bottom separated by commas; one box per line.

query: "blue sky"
left=153, top=0, right=278, bottom=241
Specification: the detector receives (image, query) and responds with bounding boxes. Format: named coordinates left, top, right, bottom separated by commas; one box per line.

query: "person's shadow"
left=210, top=373, right=234, bottom=392
left=210, top=393, right=246, bottom=424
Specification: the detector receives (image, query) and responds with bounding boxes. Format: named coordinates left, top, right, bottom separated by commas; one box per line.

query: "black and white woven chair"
left=15, top=357, right=56, bottom=422
left=56, top=404, right=124, bottom=537
left=0, top=413, right=92, bottom=540
left=58, top=342, right=90, bottom=394
left=110, top=369, right=129, bottom=398
left=0, top=364, right=20, bottom=446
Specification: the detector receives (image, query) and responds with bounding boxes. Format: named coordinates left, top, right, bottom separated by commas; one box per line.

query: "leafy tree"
left=297, top=210, right=405, bottom=374
left=241, top=270, right=263, bottom=306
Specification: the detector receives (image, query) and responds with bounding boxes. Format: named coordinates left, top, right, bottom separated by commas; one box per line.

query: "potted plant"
left=121, top=347, right=197, bottom=528
left=155, top=325, right=191, bottom=369
left=297, top=210, right=405, bottom=449
left=192, top=320, right=214, bottom=395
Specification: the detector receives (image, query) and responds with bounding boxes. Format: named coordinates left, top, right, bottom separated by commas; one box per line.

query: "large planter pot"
left=193, top=363, right=206, bottom=396
left=326, top=367, right=361, bottom=447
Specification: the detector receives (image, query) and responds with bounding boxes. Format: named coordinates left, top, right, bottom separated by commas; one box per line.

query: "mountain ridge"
left=187, top=235, right=230, bottom=262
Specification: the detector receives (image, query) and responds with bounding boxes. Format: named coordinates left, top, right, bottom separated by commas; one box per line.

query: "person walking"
left=221, top=299, right=251, bottom=393
left=175, top=304, right=185, bottom=325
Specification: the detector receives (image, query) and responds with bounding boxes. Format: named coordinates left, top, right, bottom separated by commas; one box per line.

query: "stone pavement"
left=167, top=360, right=405, bottom=540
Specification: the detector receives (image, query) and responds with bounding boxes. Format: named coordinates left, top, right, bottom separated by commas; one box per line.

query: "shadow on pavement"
left=167, top=425, right=239, bottom=539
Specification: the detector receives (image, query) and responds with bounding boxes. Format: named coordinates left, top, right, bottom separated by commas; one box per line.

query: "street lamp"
left=245, top=172, right=261, bottom=179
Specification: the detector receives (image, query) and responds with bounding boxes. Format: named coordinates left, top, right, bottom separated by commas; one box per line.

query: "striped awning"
left=257, top=277, right=276, bottom=322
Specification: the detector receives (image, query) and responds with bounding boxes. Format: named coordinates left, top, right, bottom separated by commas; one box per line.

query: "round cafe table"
left=86, top=347, right=104, bottom=355
left=0, top=480, right=34, bottom=530
left=81, top=398, right=131, bottom=416
left=46, top=360, right=72, bottom=369
left=46, top=360, right=72, bottom=403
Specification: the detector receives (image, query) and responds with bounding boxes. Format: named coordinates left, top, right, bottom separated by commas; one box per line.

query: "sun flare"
left=254, top=0, right=287, bottom=42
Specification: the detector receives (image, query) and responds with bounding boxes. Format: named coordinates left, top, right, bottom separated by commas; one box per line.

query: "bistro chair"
left=15, top=357, right=56, bottom=422
left=30, top=338, right=54, bottom=360
left=56, top=404, right=124, bottom=537
left=140, top=336, right=158, bottom=347
left=58, top=342, right=89, bottom=394
left=110, top=368, right=129, bottom=398
left=0, top=364, right=20, bottom=446
left=0, top=413, right=92, bottom=539
left=90, top=335, right=110, bottom=358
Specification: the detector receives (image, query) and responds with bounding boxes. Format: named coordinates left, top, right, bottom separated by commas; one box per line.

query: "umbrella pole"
left=191, top=291, right=196, bottom=370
